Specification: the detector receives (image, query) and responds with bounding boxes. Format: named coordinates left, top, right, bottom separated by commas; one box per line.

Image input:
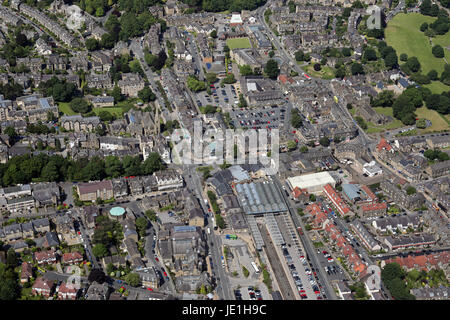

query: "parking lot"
left=275, top=214, right=321, bottom=300
left=221, top=237, right=271, bottom=301
left=195, top=83, right=240, bottom=109
left=228, top=104, right=288, bottom=130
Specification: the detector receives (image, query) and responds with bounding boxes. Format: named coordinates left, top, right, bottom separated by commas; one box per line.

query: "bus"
left=225, top=234, right=238, bottom=240
left=251, top=262, right=260, bottom=274
left=212, top=216, right=218, bottom=230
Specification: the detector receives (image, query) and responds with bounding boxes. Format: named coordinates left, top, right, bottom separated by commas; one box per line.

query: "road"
left=271, top=176, right=338, bottom=300
left=129, top=39, right=166, bottom=109
left=73, top=211, right=102, bottom=270
left=255, top=2, right=306, bottom=77
left=181, top=163, right=233, bottom=300
left=183, top=30, right=205, bottom=81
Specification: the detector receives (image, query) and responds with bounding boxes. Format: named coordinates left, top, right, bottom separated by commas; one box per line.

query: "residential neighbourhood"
left=0, top=0, right=449, bottom=304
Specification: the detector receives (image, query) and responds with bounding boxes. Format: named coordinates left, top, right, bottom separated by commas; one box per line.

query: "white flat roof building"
left=286, top=171, right=336, bottom=195
left=230, top=14, right=243, bottom=25
left=363, top=161, right=383, bottom=177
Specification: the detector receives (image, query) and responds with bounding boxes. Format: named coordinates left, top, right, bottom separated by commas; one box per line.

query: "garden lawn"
left=304, top=64, right=335, bottom=80
left=92, top=107, right=124, bottom=118
left=424, top=81, right=450, bottom=94
left=415, top=106, right=450, bottom=133
left=385, top=13, right=449, bottom=74
left=58, top=102, right=77, bottom=115
left=226, top=37, right=252, bottom=50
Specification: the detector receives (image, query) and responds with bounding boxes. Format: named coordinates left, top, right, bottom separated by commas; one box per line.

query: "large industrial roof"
left=236, top=181, right=287, bottom=215
left=287, top=171, right=335, bottom=190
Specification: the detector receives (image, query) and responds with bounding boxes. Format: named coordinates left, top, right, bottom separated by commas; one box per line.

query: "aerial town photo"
left=0, top=0, right=449, bottom=308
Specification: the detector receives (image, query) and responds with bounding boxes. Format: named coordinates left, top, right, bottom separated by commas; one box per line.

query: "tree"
left=69, top=98, right=91, bottom=114
left=238, top=93, right=247, bottom=108
left=4, top=127, right=18, bottom=144
left=141, top=152, right=164, bottom=175
left=427, top=69, right=438, bottom=80
left=41, top=162, right=60, bottom=181
left=145, top=210, right=157, bottom=222
left=215, top=214, right=226, bottom=229
left=88, top=269, right=106, bottom=284
left=381, top=262, right=405, bottom=282
left=205, top=73, right=218, bottom=85
left=86, top=38, right=100, bottom=51
left=341, top=47, right=352, bottom=57
left=210, top=29, right=217, bottom=38
left=98, top=111, right=114, bottom=122
left=420, top=22, right=428, bottom=32
left=406, top=186, right=416, bottom=195
left=405, top=57, right=421, bottom=73
left=432, top=45, right=444, bottom=58
left=6, top=248, right=17, bottom=268
left=0, top=264, right=20, bottom=300
left=319, top=137, right=330, bottom=147
left=221, top=73, right=236, bottom=84
left=351, top=62, right=364, bottom=75
left=264, top=59, right=280, bottom=79
left=111, top=86, right=124, bottom=103
left=239, top=64, right=253, bottom=76
left=363, top=48, right=377, bottom=61
left=313, top=63, right=321, bottom=71
left=106, top=263, right=115, bottom=275
left=400, top=53, right=408, bottom=61
left=135, top=217, right=148, bottom=238
left=100, top=33, right=116, bottom=49
left=371, top=90, right=394, bottom=108
left=300, top=145, right=308, bottom=153
left=295, top=50, right=304, bottom=61
left=335, top=67, right=346, bottom=79
left=92, top=244, right=108, bottom=258
left=384, top=52, right=398, bottom=70
left=187, top=75, right=206, bottom=92
left=290, top=109, right=303, bottom=128
left=242, top=266, right=250, bottom=277
left=138, top=86, right=156, bottom=102
left=269, top=50, right=275, bottom=58
left=286, top=140, right=297, bottom=150
left=309, top=194, right=316, bottom=202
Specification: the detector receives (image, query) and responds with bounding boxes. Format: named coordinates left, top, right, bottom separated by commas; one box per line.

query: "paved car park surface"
left=195, top=84, right=239, bottom=109
left=221, top=237, right=271, bottom=301
left=275, top=214, right=318, bottom=300
left=228, top=105, right=287, bottom=130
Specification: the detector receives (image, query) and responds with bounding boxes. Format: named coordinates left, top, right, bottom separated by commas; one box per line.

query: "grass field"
left=364, top=107, right=405, bottom=132
left=92, top=107, right=124, bottom=118
left=226, top=37, right=252, bottom=50
left=424, top=80, right=450, bottom=94
left=58, top=102, right=77, bottom=115
left=415, top=106, right=450, bottom=133
left=385, top=13, right=449, bottom=75
left=304, top=64, right=335, bottom=80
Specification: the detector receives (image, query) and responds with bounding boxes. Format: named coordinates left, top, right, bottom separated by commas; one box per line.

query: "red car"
left=163, top=271, right=167, bottom=277
left=155, top=257, right=159, bottom=262
left=147, top=288, right=153, bottom=291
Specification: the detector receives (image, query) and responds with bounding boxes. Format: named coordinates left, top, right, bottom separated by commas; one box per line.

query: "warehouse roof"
left=287, top=172, right=335, bottom=190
